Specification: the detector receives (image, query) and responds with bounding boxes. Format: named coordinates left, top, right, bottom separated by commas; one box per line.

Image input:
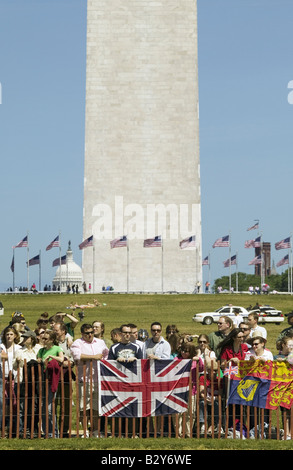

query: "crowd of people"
left=0, top=307, right=293, bottom=439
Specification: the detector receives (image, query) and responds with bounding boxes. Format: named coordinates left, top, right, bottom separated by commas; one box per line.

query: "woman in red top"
left=217, top=328, right=248, bottom=369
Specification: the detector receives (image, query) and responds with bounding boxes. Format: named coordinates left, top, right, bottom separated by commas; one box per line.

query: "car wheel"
left=203, top=316, right=213, bottom=325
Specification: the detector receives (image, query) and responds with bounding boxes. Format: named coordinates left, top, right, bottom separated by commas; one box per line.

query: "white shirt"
left=249, top=325, right=267, bottom=339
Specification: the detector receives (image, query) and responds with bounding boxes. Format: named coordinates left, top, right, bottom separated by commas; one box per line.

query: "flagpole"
left=289, top=232, right=293, bottom=295
left=12, top=248, right=15, bottom=291
left=208, top=251, right=211, bottom=293
left=127, top=238, right=129, bottom=293
left=93, top=245, right=95, bottom=294
left=236, top=251, right=238, bottom=292
left=161, top=237, right=164, bottom=294
left=59, top=230, right=62, bottom=293
left=228, top=233, right=231, bottom=292
left=27, top=231, right=29, bottom=291
left=39, top=250, right=41, bottom=291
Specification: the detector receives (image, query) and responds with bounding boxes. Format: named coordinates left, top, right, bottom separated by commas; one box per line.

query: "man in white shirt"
left=142, top=322, right=171, bottom=359
left=247, top=313, right=267, bottom=339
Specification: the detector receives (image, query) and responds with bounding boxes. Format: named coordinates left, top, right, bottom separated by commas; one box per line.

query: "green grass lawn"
left=0, top=291, right=292, bottom=450
left=0, top=291, right=291, bottom=352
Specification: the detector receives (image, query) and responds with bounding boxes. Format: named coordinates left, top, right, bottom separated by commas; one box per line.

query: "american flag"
left=202, top=255, right=209, bottom=266
left=79, top=235, right=94, bottom=250
left=27, top=254, right=40, bottom=267
left=213, top=235, right=229, bottom=248
left=10, top=255, right=14, bottom=273
left=275, top=237, right=291, bottom=250
left=110, top=236, right=127, bottom=249
left=247, top=222, right=259, bottom=231
left=223, top=254, right=237, bottom=268
left=276, top=254, right=289, bottom=267
left=46, top=235, right=60, bottom=251
left=244, top=239, right=254, bottom=249
left=98, top=359, right=191, bottom=418
left=249, top=255, right=262, bottom=265
left=13, top=236, right=28, bottom=248
left=143, top=236, right=162, bottom=248
left=52, top=254, right=67, bottom=267
left=253, top=236, right=261, bottom=248
left=179, top=235, right=196, bottom=249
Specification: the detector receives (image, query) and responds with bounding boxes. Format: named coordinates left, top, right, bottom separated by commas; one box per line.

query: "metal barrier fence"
left=1, top=359, right=292, bottom=439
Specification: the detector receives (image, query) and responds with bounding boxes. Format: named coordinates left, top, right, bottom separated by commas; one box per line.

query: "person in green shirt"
left=37, top=330, right=64, bottom=438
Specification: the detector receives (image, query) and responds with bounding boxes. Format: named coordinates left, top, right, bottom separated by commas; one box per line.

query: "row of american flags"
left=11, top=223, right=291, bottom=273
left=79, top=234, right=196, bottom=250
left=202, top=221, right=291, bottom=270
left=10, top=233, right=197, bottom=272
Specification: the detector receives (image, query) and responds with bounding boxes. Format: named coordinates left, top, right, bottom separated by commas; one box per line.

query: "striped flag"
left=253, top=236, right=261, bottom=248
left=10, top=255, right=14, bottom=273
left=247, top=222, right=259, bottom=231
left=275, top=237, right=291, bottom=250
left=79, top=235, right=94, bottom=250
left=46, top=235, right=60, bottom=251
left=276, top=254, right=289, bottom=267
left=110, top=236, right=127, bottom=249
left=244, top=240, right=255, bottom=249
left=143, top=236, right=162, bottom=248
left=202, top=255, right=209, bottom=266
left=27, top=254, right=40, bottom=267
left=13, top=236, right=28, bottom=248
left=213, top=235, right=229, bottom=248
left=52, top=254, right=67, bottom=267
left=179, top=235, right=196, bottom=249
left=249, top=255, right=262, bottom=265
left=223, top=254, right=237, bottom=268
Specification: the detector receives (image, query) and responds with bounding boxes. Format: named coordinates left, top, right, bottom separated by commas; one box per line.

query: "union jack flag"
left=223, top=363, right=239, bottom=377
left=98, top=359, right=191, bottom=418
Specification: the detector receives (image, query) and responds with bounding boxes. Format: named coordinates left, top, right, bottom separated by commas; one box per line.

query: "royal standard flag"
left=228, top=360, right=293, bottom=410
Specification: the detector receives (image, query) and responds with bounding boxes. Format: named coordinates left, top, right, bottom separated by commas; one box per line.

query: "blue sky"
left=0, top=0, right=292, bottom=292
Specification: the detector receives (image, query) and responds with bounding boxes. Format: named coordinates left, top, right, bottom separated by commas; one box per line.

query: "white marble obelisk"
left=82, top=0, right=202, bottom=293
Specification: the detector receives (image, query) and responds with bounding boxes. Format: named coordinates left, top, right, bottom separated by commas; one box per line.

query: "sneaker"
left=200, top=424, right=205, bottom=435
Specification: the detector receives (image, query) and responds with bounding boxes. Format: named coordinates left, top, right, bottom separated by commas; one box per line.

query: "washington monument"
left=82, top=0, right=202, bottom=293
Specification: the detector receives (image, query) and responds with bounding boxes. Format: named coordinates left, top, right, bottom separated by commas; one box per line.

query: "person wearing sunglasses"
left=71, top=324, right=109, bottom=437
left=142, top=322, right=171, bottom=360
left=245, top=332, right=273, bottom=362
left=108, top=324, right=142, bottom=362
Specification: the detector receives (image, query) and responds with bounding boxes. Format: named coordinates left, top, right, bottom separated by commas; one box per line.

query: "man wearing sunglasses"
left=71, top=324, right=109, bottom=437
left=108, top=324, right=142, bottom=362
left=142, top=322, right=171, bottom=360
